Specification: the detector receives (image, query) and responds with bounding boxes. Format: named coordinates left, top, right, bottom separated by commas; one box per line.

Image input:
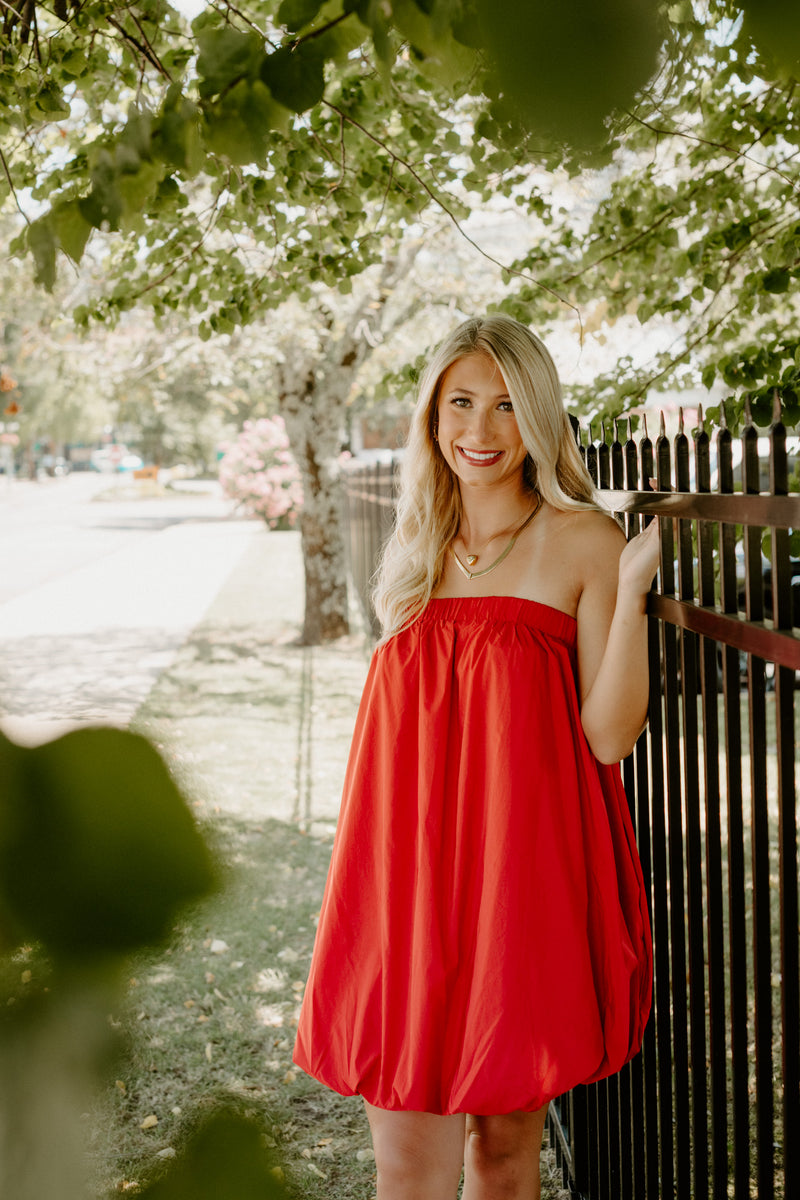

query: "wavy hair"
left=372, top=315, right=599, bottom=638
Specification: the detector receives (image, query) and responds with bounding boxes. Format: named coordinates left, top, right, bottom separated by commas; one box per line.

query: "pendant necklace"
left=451, top=495, right=542, bottom=581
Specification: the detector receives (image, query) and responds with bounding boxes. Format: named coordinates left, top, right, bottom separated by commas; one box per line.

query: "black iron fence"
left=341, top=459, right=400, bottom=637
left=339, top=401, right=800, bottom=1200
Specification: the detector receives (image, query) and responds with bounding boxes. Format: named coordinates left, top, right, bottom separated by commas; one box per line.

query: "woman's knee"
left=465, top=1108, right=547, bottom=1180
left=365, top=1103, right=464, bottom=1196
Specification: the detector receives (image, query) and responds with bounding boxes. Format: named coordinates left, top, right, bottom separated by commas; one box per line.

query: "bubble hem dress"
left=293, top=596, right=653, bottom=1116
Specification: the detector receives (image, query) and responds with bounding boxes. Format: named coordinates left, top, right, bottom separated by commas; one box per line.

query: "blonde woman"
left=294, top=315, right=660, bottom=1200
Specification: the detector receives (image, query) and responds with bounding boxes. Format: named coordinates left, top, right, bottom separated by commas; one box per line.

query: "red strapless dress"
left=293, top=596, right=652, bottom=1115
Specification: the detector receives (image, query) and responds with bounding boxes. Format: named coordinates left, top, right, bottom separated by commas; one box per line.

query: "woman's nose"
left=474, top=409, right=493, bottom=442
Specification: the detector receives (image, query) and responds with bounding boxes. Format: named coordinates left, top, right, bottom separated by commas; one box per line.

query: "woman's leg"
left=364, top=1100, right=466, bottom=1200
left=461, top=1104, right=549, bottom=1200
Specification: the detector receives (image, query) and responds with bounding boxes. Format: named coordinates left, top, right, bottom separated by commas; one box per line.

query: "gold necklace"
left=451, top=495, right=542, bottom=581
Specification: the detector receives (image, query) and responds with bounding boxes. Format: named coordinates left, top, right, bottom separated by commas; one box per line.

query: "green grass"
left=88, top=814, right=379, bottom=1198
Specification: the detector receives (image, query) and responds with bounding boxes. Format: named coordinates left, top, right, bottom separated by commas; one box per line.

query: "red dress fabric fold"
left=293, top=596, right=652, bottom=1115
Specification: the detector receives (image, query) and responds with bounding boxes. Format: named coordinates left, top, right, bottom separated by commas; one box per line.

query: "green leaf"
left=51, top=200, right=91, bottom=263
left=0, top=728, right=216, bottom=958
left=763, top=268, right=791, bottom=293
left=78, top=150, right=123, bottom=230
left=278, top=0, right=325, bottom=29
left=137, top=1109, right=287, bottom=1200
left=117, top=160, right=165, bottom=225
left=196, top=27, right=265, bottom=99
left=27, top=218, right=57, bottom=290
left=204, top=79, right=288, bottom=165
left=260, top=44, right=326, bottom=113
left=475, top=0, right=664, bottom=146
left=390, top=0, right=476, bottom=88
left=32, top=82, right=70, bottom=120
left=740, top=0, right=800, bottom=80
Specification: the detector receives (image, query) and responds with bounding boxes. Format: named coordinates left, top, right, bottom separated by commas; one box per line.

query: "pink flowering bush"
left=218, top=417, right=303, bottom=530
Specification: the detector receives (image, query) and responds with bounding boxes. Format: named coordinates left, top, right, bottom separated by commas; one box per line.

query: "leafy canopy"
left=0, top=0, right=662, bottom=321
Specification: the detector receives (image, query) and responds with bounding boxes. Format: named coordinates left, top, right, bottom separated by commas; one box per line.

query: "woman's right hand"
left=617, top=518, right=661, bottom=598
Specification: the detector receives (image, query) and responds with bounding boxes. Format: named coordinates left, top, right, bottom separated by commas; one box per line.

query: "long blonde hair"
left=372, top=315, right=599, bottom=637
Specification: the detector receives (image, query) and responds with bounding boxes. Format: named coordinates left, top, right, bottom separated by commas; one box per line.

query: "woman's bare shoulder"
left=547, top=505, right=626, bottom=545
left=546, top=506, right=626, bottom=579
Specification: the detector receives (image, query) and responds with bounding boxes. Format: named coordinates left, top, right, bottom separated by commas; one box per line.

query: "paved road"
left=0, top=474, right=261, bottom=744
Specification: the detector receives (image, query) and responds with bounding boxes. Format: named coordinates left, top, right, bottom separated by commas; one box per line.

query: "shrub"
left=218, top=417, right=303, bottom=530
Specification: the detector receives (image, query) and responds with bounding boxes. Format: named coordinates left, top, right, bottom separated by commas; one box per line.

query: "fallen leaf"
left=115, top=1080, right=126, bottom=1095
left=209, top=939, right=228, bottom=955
left=20, top=970, right=31, bottom=984
left=205, top=1043, right=213, bottom=1062
left=270, top=1167, right=285, bottom=1183
left=140, top=1115, right=158, bottom=1130
left=282, top=1070, right=296, bottom=1084
left=357, top=1148, right=375, bottom=1162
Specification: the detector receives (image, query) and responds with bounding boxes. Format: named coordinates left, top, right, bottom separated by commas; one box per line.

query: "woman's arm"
left=576, top=517, right=661, bottom=764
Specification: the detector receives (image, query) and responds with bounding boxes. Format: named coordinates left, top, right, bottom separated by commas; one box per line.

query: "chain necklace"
left=451, top=495, right=542, bottom=581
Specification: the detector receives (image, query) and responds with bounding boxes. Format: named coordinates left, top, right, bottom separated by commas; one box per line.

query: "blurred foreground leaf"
left=475, top=0, right=664, bottom=145
left=136, top=1108, right=287, bottom=1199
left=0, top=727, right=216, bottom=957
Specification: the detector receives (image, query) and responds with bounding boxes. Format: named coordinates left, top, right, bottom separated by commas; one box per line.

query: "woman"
left=294, top=315, right=660, bottom=1199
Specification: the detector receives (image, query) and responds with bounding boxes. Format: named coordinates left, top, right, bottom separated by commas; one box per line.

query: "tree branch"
left=106, top=13, right=172, bottom=81
left=0, top=146, right=30, bottom=224
left=291, top=10, right=353, bottom=50
left=322, top=100, right=583, bottom=328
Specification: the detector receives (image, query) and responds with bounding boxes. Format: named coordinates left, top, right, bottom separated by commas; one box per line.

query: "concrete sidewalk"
left=131, top=527, right=372, bottom=833
left=0, top=508, right=371, bottom=830
left=0, top=515, right=258, bottom=744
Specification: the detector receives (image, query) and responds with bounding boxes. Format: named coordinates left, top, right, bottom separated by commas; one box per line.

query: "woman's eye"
left=498, top=401, right=514, bottom=412
left=451, top=397, right=471, bottom=407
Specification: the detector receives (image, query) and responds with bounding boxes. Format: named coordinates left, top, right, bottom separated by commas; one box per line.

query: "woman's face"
left=436, top=352, right=528, bottom=488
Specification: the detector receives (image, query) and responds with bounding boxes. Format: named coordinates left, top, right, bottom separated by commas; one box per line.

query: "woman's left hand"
left=618, top=518, right=661, bottom=596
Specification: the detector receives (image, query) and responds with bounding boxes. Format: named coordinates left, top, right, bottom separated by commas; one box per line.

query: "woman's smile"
left=457, top=446, right=505, bottom=466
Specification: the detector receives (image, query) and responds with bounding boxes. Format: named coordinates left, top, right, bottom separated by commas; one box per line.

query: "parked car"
left=90, top=446, right=144, bottom=473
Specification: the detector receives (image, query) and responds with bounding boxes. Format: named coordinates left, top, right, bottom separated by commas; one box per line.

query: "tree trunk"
left=280, top=373, right=349, bottom=645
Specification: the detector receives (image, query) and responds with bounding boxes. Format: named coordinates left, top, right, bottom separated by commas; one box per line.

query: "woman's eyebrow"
left=444, top=385, right=510, bottom=398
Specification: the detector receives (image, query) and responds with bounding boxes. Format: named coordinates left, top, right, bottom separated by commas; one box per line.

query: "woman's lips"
left=457, top=446, right=504, bottom=466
